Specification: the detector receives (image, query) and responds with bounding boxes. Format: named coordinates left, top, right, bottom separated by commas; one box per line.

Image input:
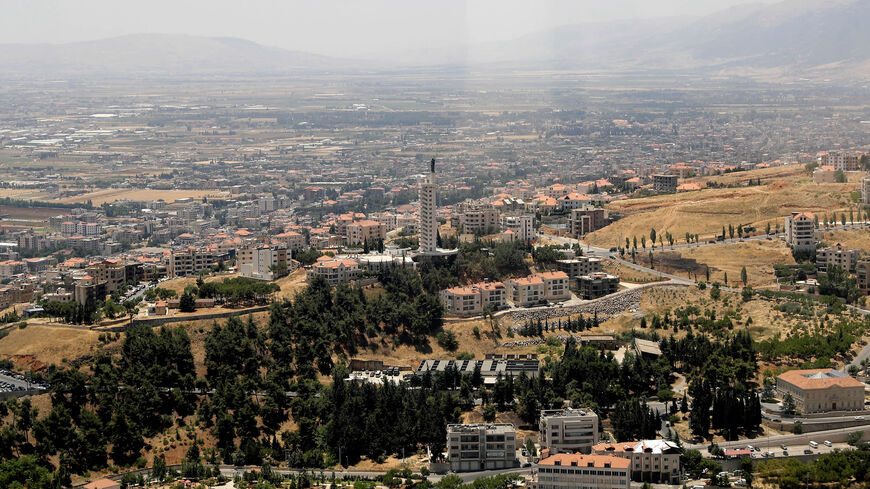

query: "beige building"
left=275, top=231, right=306, bottom=250
left=785, top=211, right=817, bottom=253
left=237, top=244, right=289, bottom=281
left=858, top=259, right=870, bottom=295
left=821, top=151, right=861, bottom=171
left=168, top=247, right=217, bottom=277
left=440, top=281, right=506, bottom=317
left=568, top=207, right=607, bottom=238
left=419, top=159, right=438, bottom=254
left=506, top=272, right=570, bottom=307
left=540, top=408, right=600, bottom=455
left=577, top=273, right=620, bottom=299
left=863, top=176, right=870, bottom=205
left=556, top=257, right=602, bottom=281
left=346, top=220, right=387, bottom=246
left=457, top=205, right=499, bottom=235
left=816, top=244, right=862, bottom=273
left=533, top=453, right=630, bottom=489
left=446, top=424, right=518, bottom=472
left=591, top=440, right=681, bottom=484
left=307, top=258, right=360, bottom=285
left=776, top=368, right=865, bottom=413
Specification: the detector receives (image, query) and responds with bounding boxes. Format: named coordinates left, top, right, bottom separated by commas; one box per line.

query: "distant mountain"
left=0, top=34, right=345, bottom=77
left=398, top=0, right=870, bottom=80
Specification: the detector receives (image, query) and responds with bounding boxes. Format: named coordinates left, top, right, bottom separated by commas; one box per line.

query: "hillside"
left=585, top=166, right=858, bottom=248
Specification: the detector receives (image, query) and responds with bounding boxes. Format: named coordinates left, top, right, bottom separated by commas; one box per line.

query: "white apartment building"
left=785, top=211, right=817, bottom=253
left=557, top=193, right=593, bottom=211
left=591, top=440, right=681, bottom=484
left=533, top=454, right=630, bottom=489
left=500, top=214, right=535, bottom=242
left=307, top=259, right=360, bottom=285
left=816, top=243, right=862, bottom=273
left=419, top=159, right=438, bottom=254
left=539, top=408, right=600, bottom=455
left=556, top=257, right=602, bottom=280
left=446, top=424, right=518, bottom=472
left=238, top=244, right=289, bottom=281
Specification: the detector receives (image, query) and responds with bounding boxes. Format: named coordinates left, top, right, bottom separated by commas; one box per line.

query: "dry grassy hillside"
left=587, top=168, right=858, bottom=247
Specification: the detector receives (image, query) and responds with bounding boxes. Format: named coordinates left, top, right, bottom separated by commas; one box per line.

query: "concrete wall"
left=96, top=306, right=271, bottom=330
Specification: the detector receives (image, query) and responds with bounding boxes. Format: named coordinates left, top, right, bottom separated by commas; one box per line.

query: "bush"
left=437, top=330, right=458, bottom=351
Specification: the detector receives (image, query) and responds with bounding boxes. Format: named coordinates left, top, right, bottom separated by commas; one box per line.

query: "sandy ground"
left=0, top=324, right=104, bottom=370
left=55, top=188, right=233, bottom=205
left=587, top=168, right=856, bottom=247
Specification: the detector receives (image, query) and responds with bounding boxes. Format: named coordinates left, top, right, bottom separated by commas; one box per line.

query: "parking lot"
left=0, top=367, right=49, bottom=394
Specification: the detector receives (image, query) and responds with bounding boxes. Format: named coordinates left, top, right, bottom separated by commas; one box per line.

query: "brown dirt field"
left=0, top=205, right=71, bottom=220
left=0, top=324, right=104, bottom=370
left=55, top=188, right=232, bottom=205
left=636, top=240, right=796, bottom=288
left=275, top=268, right=308, bottom=300
left=601, top=258, right=661, bottom=284
left=685, top=164, right=807, bottom=187
left=587, top=173, right=856, bottom=247
left=819, top=228, right=870, bottom=251
left=157, top=272, right=239, bottom=295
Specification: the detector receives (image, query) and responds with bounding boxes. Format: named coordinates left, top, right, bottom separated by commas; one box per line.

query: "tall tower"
left=419, top=158, right=438, bottom=254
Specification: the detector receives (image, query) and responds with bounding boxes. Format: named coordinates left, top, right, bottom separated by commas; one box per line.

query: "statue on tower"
left=430, top=158, right=435, bottom=173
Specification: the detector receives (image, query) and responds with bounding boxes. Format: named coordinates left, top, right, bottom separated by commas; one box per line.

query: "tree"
left=650, top=229, right=657, bottom=247
left=782, top=393, right=797, bottom=416
left=483, top=404, right=497, bottom=423
left=740, top=456, right=754, bottom=488
left=179, top=292, right=196, bottom=313
left=741, top=266, right=748, bottom=286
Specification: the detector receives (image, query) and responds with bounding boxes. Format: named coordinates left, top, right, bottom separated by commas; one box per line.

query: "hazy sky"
left=2, top=0, right=780, bottom=57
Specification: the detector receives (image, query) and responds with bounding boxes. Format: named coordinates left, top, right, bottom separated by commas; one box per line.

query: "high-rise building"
left=419, top=159, right=438, bottom=254
left=862, top=176, right=870, bottom=205
left=785, top=211, right=817, bottom=253
left=821, top=151, right=861, bottom=172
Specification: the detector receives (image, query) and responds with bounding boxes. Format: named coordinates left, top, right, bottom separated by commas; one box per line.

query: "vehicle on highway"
left=609, top=247, right=617, bottom=252
left=783, top=451, right=789, bottom=456
left=824, top=441, right=833, bottom=447
left=856, top=416, right=865, bottom=421
left=780, top=444, right=788, bottom=450
left=804, top=449, right=813, bottom=454
left=809, top=441, right=818, bottom=449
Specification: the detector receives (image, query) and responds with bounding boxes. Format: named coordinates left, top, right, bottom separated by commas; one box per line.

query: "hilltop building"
left=776, top=368, right=865, bottom=413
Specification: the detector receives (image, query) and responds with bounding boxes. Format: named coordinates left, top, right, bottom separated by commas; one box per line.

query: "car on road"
left=824, top=441, right=833, bottom=447
left=783, top=451, right=789, bottom=456
left=780, top=444, right=788, bottom=450
left=856, top=416, right=865, bottom=421
left=804, top=449, right=813, bottom=454
left=609, top=247, right=617, bottom=252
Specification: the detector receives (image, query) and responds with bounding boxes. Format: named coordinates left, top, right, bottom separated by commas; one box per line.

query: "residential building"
left=539, top=408, right=600, bottom=455
left=784, top=211, right=817, bottom=253
left=168, top=248, right=217, bottom=277
left=84, top=260, right=128, bottom=293
left=577, top=273, right=619, bottom=300
left=652, top=174, right=678, bottom=194
left=540, top=271, right=571, bottom=302
left=275, top=231, right=306, bottom=250
left=0, top=260, right=25, bottom=279
left=457, top=205, right=499, bottom=235
left=591, top=440, right=681, bottom=484
left=500, top=214, right=535, bottom=242
left=533, top=453, right=630, bottom=489
left=238, top=244, right=289, bottom=281
left=506, top=276, right=544, bottom=307
left=557, top=193, right=593, bottom=211
left=821, top=151, right=861, bottom=171
left=858, top=259, right=870, bottom=295
left=816, top=244, right=862, bottom=273
left=556, top=257, right=602, bottom=281
left=863, top=176, right=870, bottom=205
left=568, top=207, right=607, bottom=238
left=446, top=424, right=518, bottom=472
left=440, top=281, right=506, bottom=316
left=74, top=276, right=108, bottom=305
left=0, top=283, right=34, bottom=310
left=419, top=159, right=438, bottom=254
left=307, top=258, right=359, bottom=285
left=776, top=368, right=865, bottom=413
left=346, top=220, right=387, bottom=245
left=415, top=357, right=540, bottom=383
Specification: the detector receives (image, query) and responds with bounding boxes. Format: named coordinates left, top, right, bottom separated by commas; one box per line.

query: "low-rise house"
left=577, top=273, right=619, bottom=299
left=816, top=243, right=861, bottom=273
left=440, top=281, right=506, bottom=317
left=307, top=258, right=360, bottom=285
